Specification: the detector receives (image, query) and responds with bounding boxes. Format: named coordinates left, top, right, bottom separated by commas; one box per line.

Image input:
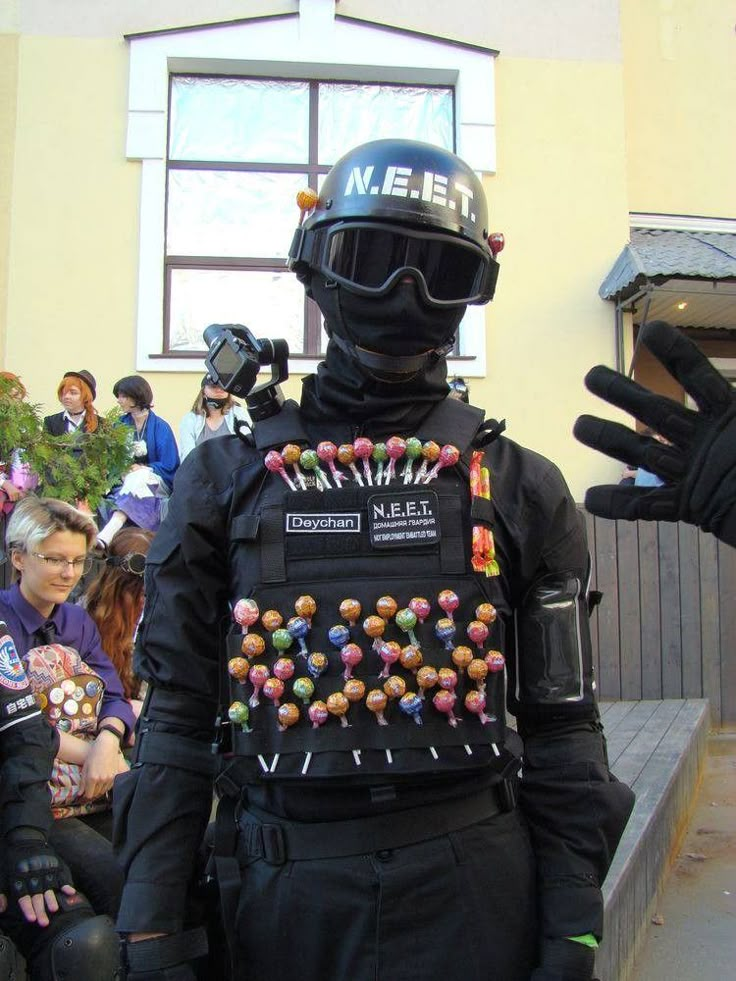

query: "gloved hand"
left=530, top=937, right=598, bottom=981
left=121, top=928, right=207, bottom=981
left=1, top=827, right=75, bottom=926
left=574, top=320, right=736, bottom=547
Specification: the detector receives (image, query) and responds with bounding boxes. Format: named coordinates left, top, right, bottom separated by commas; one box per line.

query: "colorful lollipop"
left=362, top=614, right=386, bottom=650
left=467, top=620, right=489, bottom=650
left=434, top=617, right=456, bottom=651
left=340, top=598, right=362, bottom=627
left=366, top=689, right=389, bottom=727
left=263, top=676, right=285, bottom=707
left=422, top=443, right=460, bottom=484
left=437, top=590, right=460, bottom=620
left=317, top=441, right=347, bottom=487
left=343, top=678, right=366, bottom=704
left=377, top=640, right=401, bottom=678
left=437, top=667, right=458, bottom=692
left=265, top=449, right=297, bottom=491
left=286, top=616, right=310, bottom=657
left=272, top=627, right=294, bottom=654
left=277, top=702, right=300, bottom=732
left=306, top=651, right=329, bottom=679
left=326, top=691, right=350, bottom=728
left=416, top=665, right=438, bottom=699
left=248, top=663, right=270, bottom=707
left=241, top=634, right=266, bottom=659
left=233, top=598, right=259, bottom=634
left=399, top=691, right=424, bottom=725
left=395, top=608, right=420, bottom=647
left=414, top=441, right=440, bottom=484
left=337, top=443, right=363, bottom=486
left=383, top=436, right=406, bottom=485
left=485, top=650, right=506, bottom=673
left=467, top=658, right=489, bottom=693
left=451, top=645, right=473, bottom=673
left=300, top=448, right=331, bottom=490
left=475, top=603, right=497, bottom=625
left=399, top=644, right=423, bottom=674
left=273, top=657, right=295, bottom=682
left=402, top=437, right=423, bottom=483
left=376, top=595, right=398, bottom=621
left=340, top=642, right=363, bottom=681
left=261, top=609, right=283, bottom=632
left=292, top=676, right=315, bottom=704
left=408, top=596, right=431, bottom=624
left=281, top=443, right=307, bottom=490
left=432, top=689, right=459, bottom=727
left=353, top=437, right=374, bottom=486
left=328, top=624, right=351, bottom=650
left=308, top=700, right=328, bottom=728
left=228, top=656, right=250, bottom=682
left=464, top=690, right=493, bottom=725
left=228, top=700, right=252, bottom=732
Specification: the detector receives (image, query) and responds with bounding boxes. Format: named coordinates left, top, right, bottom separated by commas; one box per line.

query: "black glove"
left=2, top=827, right=74, bottom=903
left=120, top=928, right=207, bottom=981
left=574, top=320, right=736, bottom=546
left=530, top=937, right=597, bottom=981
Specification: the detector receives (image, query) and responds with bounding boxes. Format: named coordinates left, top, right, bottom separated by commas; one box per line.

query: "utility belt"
left=233, top=778, right=519, bottom=866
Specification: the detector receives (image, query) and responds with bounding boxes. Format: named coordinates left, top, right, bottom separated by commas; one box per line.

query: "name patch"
left=286, top=512, right=361, bottom=534
left=368, top=491, right=440, bottom=549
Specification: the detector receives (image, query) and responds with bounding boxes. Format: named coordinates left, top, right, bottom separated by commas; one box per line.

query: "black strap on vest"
left=212, top=795, right=242, bottom=978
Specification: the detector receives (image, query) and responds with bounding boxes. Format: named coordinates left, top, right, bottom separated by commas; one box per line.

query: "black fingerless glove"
left=530, top=937, right=597, bottom=981
left=3, top=827, right=74, bottom=901
left=575, top=320, right=736, bottom=547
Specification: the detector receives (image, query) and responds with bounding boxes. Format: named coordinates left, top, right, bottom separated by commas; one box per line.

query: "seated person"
left=43, top=370, right=100, bottom=435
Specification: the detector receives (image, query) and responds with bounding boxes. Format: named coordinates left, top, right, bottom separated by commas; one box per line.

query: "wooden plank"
left=699, top=530, right=721, bottom=727
left=617, top=520, right=642, bottom=700
left=609, top=699, right=684, bottom=787
left=598, top=699, right=639, bottom=735
left=658, top=522, right=682, bottom=698
left=583, top=508, right=601, bottom=686
left=638, top=522, right=662, bottom=700
left=718, top=540, right=736, bottom=726
left=678, top=522, right=702, bottom=698
left=594, top=516, right=621, bottom=700
left=605, top=700, right=661, bottom=768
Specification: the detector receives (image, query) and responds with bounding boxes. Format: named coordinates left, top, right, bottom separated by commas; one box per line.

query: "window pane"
left=318, top=84, right=454, bottom=165
left=169, top=268, right=307, bottom=354
left=167, top=171, right=308, bottom=258
left=169, top=77, right=310, bottom=163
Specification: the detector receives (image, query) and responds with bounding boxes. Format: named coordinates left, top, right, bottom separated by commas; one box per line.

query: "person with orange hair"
left=43, top=370, right=100, bottom=436
left=81, top=526, right=153, bottom=716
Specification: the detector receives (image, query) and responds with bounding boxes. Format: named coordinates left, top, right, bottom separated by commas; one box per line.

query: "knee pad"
left=49, top=914, right=121, bottom=981
left=0, top=931, right=22, bottom=980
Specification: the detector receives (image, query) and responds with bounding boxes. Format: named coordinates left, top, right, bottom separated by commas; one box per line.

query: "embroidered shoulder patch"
left=368, top=491, right=440, bottom=549
left=0, top=632, right=29, bottom=691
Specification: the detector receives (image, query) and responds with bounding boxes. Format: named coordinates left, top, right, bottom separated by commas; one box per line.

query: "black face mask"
left=204, top=396, right=228, bottom=410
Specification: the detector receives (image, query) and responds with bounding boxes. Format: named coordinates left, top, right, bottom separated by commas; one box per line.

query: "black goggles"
left=307, top=222, right=497, bottom=307
left=106, top=552, right=147, bottom=576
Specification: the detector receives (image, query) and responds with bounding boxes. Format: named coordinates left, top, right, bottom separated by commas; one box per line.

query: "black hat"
left=63, top=370, right=96, bottom=399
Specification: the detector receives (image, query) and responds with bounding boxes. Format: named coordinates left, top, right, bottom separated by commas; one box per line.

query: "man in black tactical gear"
left=115, top=139, right=634, bottom=981
left=0, top=621, right=121, bottom=980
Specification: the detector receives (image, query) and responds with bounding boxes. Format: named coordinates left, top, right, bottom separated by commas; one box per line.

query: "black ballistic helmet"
left=289, top=139, right=499, bottom=308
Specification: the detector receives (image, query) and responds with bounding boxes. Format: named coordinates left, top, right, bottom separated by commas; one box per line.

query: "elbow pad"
left=512, top=573, right=596, bottom=720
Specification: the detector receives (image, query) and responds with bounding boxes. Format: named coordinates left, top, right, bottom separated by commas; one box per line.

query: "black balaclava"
left=300, top=275, right=465, bottom=431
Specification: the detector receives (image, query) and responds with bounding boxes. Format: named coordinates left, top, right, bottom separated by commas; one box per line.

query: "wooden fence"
left=584, top=513, right=736, bottom=728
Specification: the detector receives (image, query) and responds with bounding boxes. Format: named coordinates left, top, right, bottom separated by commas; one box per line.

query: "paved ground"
left=629, top=734, right=736, bottom=980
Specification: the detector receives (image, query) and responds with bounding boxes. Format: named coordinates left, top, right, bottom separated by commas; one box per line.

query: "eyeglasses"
left=306, top=221, right=498, bottom=307
left=106, top=552, right=147, bottom=576
left=32, top=553, right=93, bottom=574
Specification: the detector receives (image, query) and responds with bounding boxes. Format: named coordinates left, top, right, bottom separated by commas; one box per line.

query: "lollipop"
left=228, top=656, right=250, bottom=682
left=371, top=442, right=388, bottom=484
left=277, top=702, right=300, bottom=732
left=399, top=644, right=423, bottom=674
left=475, top=602, right=497, bottom=625
left=265, top=449, right=297, bottom=490
left=437, top=667, right=458, bottom=692
left=340, top=642, right=363, bottom=681
left=485, top=650, right=506, bottom=673
left=273, top=657, right=295, bottom=682
left=376, top=595, right=398, bottom=621
left=306, top=651, right=329, bottom=679
left=271, top=627, right=294, bottom=654
left=328, top=624, right=351, bottom=650
left=248, top=663, right=270, bottom=707
left=296, top=187, right=319, bottom=222
left=464, top=690, right=493, bottom=725
left=317, top=440, right=347, bottom=487
left=292, top=676, right=315, bottom=704
left=308, top=700, right=329, bottom=728
left=263, top=676, right=285, bottom=707
left=383, top=675, right=406, bottom=700
left=399, top=691, right=424, bottom=725
left=326, top=691, right=350, bottom=728
left=467, top=620, right=489, bottom=650
left=294, top=595, right=317, bottom=623
left=451, top=645, right=473, bottom=673
left=414, top=441, right=440, bottom=484
left=339, top=598, right=362, bottom=627
left=343, top=678, right=366, bottom=704
left=261, top=609, right=283, bottom=632
left=437, top=590, right=460, bottom=620
left=281, top=443, right=308, bottom=490
left=422, top=443, right=460, bottom=484
left=432, top=689, right=459, bottom=727
left=377, top=640, right=401, bottom=678
left=416, top=665, right=438, bottom=699
left=228, top=700, right=252, bottom=732
left=434, top=617, right=456, bottom=651
left=241, top=634, right=266, bottom=659
left=286, top=616, right=310, bottom=657
left=408, top=596, right=431, bottom=624
left=300, top=448, right=330, bottom=490
left=366, top=689, right=389, bottom=727
left=383, top=436, right=406, bottom=485
left=395, top=608, right=420, bottom=647
left=353, top=437, right=374, bottom=486
left=401, top=437, right=423, bottom=483
left=233, top=598, right=259, bottom=634
left=362, top=614, right=386, bottom=650
left=337, top=443, right=363, bottom=486
left=467, top=658, right=489, bottom=693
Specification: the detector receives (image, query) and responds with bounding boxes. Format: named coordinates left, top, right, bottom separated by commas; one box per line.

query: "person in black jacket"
left=43, top=370, right=101, bottom=437
left=115, top=140, right=634, bottom=981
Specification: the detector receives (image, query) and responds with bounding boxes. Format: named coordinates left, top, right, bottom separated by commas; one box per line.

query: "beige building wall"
left=0, top=1, right=732, bottom=502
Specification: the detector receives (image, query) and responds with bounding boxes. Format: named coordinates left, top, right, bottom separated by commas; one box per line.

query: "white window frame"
left=126, top=0, right=497, bottom=376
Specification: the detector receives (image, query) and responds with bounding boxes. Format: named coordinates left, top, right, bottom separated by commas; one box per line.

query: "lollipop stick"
left=258, top=754, right=269, bottom=773
left=464, top=744, right=473, bottom=755
left=385, top=749, right=393, bottom=765
left=429, top=746, right=439, bottom=760
left=269, top=754, right=280, bottom=773
left=302, top=752, right=312, bottom=775
left=352, top=750, right=362, bottom=766
left=492, top=743, right=500, bottom=757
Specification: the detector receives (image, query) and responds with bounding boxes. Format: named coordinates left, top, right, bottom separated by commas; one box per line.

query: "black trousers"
left=230, top=807, right=537, bottom=981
